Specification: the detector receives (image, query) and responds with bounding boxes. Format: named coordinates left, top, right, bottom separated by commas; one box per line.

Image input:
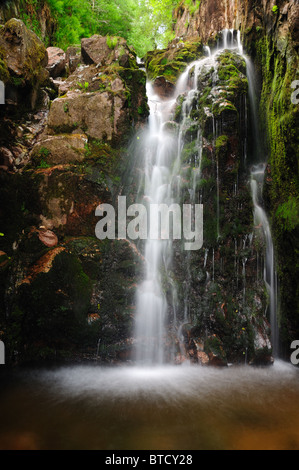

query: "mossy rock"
left=145, top=40, right=203, bottom=83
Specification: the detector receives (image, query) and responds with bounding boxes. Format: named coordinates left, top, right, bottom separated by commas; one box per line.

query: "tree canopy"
left=19, top=0, right=185, bottom=56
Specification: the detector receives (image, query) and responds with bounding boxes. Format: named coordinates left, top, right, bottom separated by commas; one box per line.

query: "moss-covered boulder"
left=0, top=18, right=49, bottom=109
left=81, top=35, right=138, bottom=70
left=145, top=39, right=203, bottom=84
left=31, top=134, right=88, bottom=165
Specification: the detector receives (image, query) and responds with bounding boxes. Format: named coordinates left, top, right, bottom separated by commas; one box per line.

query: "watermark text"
left=291, top=80, right=299, bottom=105
left=290, top=340, right=299, bottom=365
left=0, top=340, right=5, bottom=364
left=0, top=80, right=4, bottom=105
left=95, top=196, right=203, bottom=251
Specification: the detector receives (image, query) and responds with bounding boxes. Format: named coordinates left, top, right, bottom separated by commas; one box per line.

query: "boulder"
left=38, top=229, right=58, bottom=247
left=0, top=18, right=49, bottom=108
left=31, top=133, right=88, bottom=165
left=46, top=47, right=66, bottom=78
left=81, top=34, right=137, bottom=68
left=47, top=90, right=128, bottom=142
left=153, top=76, right=175, bottom=99
left=65, top=45, right=81, bottom=74
left=0, top=18, right=48, bottom=79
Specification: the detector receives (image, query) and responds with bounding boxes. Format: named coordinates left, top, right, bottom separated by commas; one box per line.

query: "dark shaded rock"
left=0, top=18, right=49, bottom=109
left=65, top=45, right=81, bottom=74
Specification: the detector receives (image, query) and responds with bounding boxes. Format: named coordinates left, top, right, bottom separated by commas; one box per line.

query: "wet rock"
left=0, top=251, right=9, bottom=269
left=0, top=146, right=14, bottom=170
left=46, top=47, right=66, bottom=78
left=205, top=335, right=228, bottom=367
left=153, top=76, right=175, bottom=99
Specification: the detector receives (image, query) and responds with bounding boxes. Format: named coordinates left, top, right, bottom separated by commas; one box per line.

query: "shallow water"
left=0, top=360, right=299, bottom=450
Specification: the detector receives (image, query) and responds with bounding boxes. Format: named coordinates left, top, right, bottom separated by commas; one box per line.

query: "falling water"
left=134, top=28, right=279, bottom=364
left=250, top=165, right=279, bottom=356
left=134, top=83, right=176, bottom=365
left=242, top=47, right=279, bottom=356
left=134, top=49, right=224, bottom=365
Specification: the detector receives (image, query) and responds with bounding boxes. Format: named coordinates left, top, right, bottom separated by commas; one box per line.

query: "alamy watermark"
left=290, top=340, right=299, bottom=365
left=0, top=340, right=4, bottom=364
left=95, top=196, right=203, bottom=251
left=291, top=80, right=299, bottom=105
left=0, top=80, right=4, bottom=105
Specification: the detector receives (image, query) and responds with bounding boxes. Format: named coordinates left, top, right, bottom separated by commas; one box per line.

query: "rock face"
left=171, top=0, right=299, bottom=360
left=0, top=21, right=148, bottom=364
left=161, top=48, right=271, bottom=366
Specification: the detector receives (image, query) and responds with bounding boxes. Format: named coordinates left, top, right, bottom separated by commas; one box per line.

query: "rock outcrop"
left=0, top=18, right=49, bottom=109
left=0, top=21, right=148, bottom=364
left=171, top=0, right=299, bottom=361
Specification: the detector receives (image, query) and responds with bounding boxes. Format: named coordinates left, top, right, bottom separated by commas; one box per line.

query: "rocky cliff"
left=170, top=0, right=299, bottom=359
left=0, top=17, right=148, bottom=364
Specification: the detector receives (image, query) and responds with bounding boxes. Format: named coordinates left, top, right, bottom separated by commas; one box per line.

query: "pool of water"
left=0, top=360, right=299, bottom=450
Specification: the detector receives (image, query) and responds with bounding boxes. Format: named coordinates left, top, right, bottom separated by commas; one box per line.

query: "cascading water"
left=243, top=51, right=280, bottom=357
left=134, top=27, right=279, bottom=365
left=134, top=84, right=177, bottom=365
left=250, top=165, right=279, bottom=356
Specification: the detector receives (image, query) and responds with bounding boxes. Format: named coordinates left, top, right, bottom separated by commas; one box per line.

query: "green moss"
left=256, top=32, right=299, bottom=351
left=275, top=197, right=299, bottom=232
left=145, top=40, right=203, bottom=83
left=215, top=135, right=229, bottom=151
left=0, top=51, right=9, bottom=83
left=106, top=36, right=119, bottom=50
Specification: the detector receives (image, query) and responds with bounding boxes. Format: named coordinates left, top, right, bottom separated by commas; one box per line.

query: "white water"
left=251, top=165, right=279, bottom=356
left=243, top=48, right=279, bottom=356
left=134, top=28, right=279, bottom=364
left=134, top=83, right=177, bottom=364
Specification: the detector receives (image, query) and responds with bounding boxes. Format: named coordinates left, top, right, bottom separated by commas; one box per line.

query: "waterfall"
left=242, top=51, right=279, bottom=357
left=133, top=28, right=279, bottom=365
left=133, top=83, right=176, bottom=365
left=134, top=54, right=220, bottom=365
left=250, top=165, right=279, bottom=356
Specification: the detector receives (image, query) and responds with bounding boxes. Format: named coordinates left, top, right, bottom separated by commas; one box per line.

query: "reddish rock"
left=46, top=47, right=66, bottom=78
left=38, top=229, right=58, bottom=247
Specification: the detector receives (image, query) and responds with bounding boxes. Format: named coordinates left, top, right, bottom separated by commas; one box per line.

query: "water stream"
left=134, top=28, right=279, bottom=364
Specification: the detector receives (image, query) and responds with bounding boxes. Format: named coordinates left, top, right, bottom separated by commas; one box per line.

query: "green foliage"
left=106, top=36, right=119, bottom=49
left=272, top=5, right=278, bottom=14
left=18, top=0, right=185, bottom=58
left=276, top=197, right=299, bottom=232
left=46, top=0, right=98, bottom=49
left=183, top=0, right=201, bottom=16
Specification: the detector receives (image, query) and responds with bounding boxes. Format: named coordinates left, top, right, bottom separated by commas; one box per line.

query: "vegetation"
left=18, top=0, right=184, bottom=57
